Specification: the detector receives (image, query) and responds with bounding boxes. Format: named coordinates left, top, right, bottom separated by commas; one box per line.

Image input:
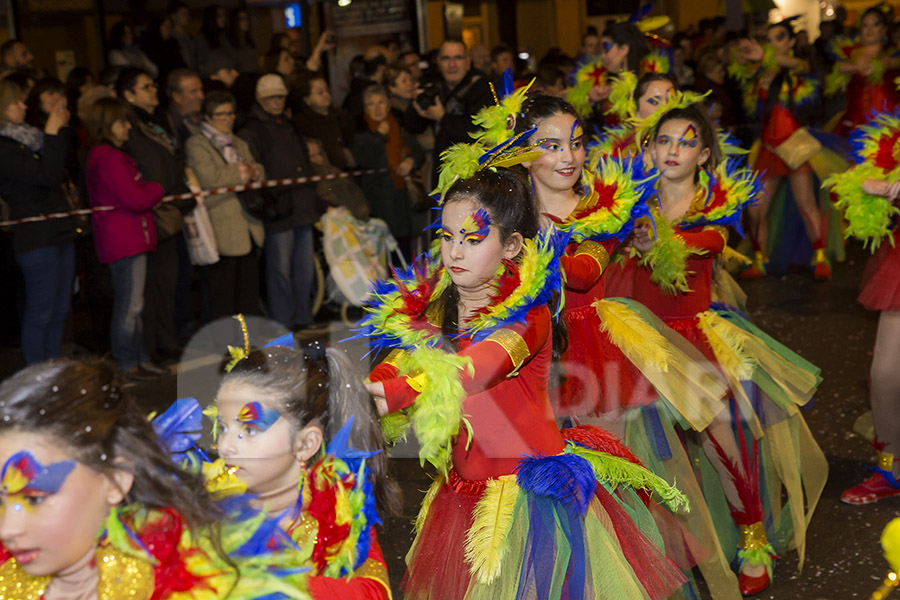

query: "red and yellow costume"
left=623, top=159, right=828, bottom=592
left=360, top=227, right=693, bottom=600
left=825, top=36, right=900, bottom=136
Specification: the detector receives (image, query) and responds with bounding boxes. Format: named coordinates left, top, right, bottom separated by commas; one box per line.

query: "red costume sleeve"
left=561, top=239, right=616, bottom=292
left=308, top=536, right=392, bottom=600
left=383, top=308, right=551, bottom=414
left=678, top=226, right=727, bottom=256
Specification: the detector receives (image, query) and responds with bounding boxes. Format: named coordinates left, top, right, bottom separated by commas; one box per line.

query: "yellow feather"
left=464, top=476, right=520, bottom=584
left=721, top=245, right=752, bottom=270
left=696, top=311, right=755, bottom=379
left=882, top=517, right=900, bottom=573
left=594, top=299, right=673, bottom=372
left=414, top=477, right=444, bottom=535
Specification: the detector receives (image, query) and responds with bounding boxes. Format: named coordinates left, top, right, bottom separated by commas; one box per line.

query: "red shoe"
left=841, top=472, right=900, bottom=505
left=812, top=249, right=831, bottom=280
left=740, top=252, right=768, bottom=279
left=739, top=569, right=771, bottom=596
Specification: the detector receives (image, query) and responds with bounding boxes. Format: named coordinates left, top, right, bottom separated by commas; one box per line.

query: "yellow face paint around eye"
left=680, top=124, right=698, bottom=143
left=571, top=122, right=584, bottom=142
left=459, top=209, right=492, bottom=243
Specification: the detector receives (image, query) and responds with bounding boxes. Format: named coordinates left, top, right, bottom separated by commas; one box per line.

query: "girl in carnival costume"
left=206, top=335, right=400, bottom=599
left=825, top=110, right=900, bottom=505
left=516, top=93, right=752, bottom=599
left=363, top=158, right=691, bottom=599
left=825, top=4, right=900, bottom=136
left=731, top=19, right=848, bottom=280
left=630, top=103, right=827, bottom=595
left=0, top=359, right=306, bottom=600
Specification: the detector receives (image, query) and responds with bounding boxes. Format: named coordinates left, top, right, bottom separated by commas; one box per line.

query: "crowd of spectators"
left=0, top=6, right=873, bottom=380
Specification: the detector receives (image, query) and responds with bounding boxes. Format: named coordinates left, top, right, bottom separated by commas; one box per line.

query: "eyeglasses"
left=212, top=110, right=236, bottom=117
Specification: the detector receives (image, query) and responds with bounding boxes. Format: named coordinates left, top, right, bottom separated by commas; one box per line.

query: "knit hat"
left=256, top=73, right=288, bottom=98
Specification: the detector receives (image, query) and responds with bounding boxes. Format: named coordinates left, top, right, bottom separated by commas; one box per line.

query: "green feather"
left=825, top=162, right=900, bottom=251
left=565, top=443, right=689, bottom=512
left=639, top=215, right=699, bottom=294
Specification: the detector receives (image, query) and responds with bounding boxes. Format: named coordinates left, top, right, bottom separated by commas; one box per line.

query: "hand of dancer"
left=365, top=381, right=389, bottom=416
left=632, top=221, right=654, bottom=252
left=863, top=178, right=900, bottom=202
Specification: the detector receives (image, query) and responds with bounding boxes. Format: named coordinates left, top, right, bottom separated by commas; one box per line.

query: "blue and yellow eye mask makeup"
left=679, top=124, right=698, bottom=147
left=236, top=401, right=280, bottom=433
left=458, top=209, right=492, bottom=243
left=571, top=121, right=584, bottom=143
left=1, top=451, right=75, bottom=512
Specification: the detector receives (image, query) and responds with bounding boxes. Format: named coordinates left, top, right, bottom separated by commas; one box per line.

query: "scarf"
left=0, top=121, right=44, bottom=153
left=365, top=112, right=406, bottom=190
left=200, top=120, right=240, bottom=164
left=132, top=106, right=177, bottom=155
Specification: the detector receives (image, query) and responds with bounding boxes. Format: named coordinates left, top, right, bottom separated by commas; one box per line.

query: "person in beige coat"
left=186, top=89, right=265, bottom=320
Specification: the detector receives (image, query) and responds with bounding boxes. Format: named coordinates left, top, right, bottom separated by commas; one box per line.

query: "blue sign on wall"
left=284, top=3, right=302, bottom=28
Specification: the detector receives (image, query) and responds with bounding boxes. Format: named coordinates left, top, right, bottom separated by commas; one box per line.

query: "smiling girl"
left=628, top=103, right=828, bottom=595
left=363, top=163, right=692, bottom=600
left=0, top=359, right=296, bottom=600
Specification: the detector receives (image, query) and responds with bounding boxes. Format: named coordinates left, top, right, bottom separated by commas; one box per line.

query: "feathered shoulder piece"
left=431, top=131, right=541, bottom=202
left=589, top=124, right=637, bottom=159
left=631, top=89, right=709, bottom=146
left=825, top=110, right=900, bottom=251
left=556, top=152, right=656, bottom=243
left=282, top=417, right=381, bottom=579
left=785, top=70, right=819, bottom=108
left=826, top=34, right=857, bottom=62
left=640, top=48, right=672, bottom=76
left=471, top=70, right=535, bottom=147
left=607, top=70, right=638, bottom=121
left=681, top=159, right=761, bottom=234
left=566, top=59, right=608, bottom=119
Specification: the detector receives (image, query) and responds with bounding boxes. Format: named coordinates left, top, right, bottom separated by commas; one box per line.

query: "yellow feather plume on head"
left=464, top=476, right=520, bottom=584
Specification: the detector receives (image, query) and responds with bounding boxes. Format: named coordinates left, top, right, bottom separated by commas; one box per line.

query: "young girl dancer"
left=826, top=111, right=900, bottom=505
left=208, top=336, right=399, bottom=599
left=0, top=359, right=299, bottom=599
left=732, top=20, right=845, bottom=279
left=631, top=104, right=827, bottom=594
left=363, top=164, right=690, bottom=600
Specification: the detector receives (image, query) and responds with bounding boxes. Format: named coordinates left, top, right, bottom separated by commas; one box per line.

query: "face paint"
left=1, top=451, right=75, bottom=514
left=602, top=41, right=613, bottom=54
left=679, top=124, right=699, bottom=148
left=234, top=401, right=281, bottom=437
left=571, top=121, right=584, bottom=144
left=459, top=208, right=492, bottom=244
left=774, top=30, right=787, bottom=42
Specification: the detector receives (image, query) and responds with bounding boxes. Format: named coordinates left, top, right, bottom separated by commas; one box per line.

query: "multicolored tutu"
left=402, top=426, right=693, bottom=600
left=859, top=229, right=900, bottom=311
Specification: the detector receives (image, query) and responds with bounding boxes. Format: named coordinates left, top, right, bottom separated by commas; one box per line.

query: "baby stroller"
left=317, top=205, right=406, bottom=325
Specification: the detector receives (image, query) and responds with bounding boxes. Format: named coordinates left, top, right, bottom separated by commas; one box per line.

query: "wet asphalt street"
left=4, top=240, right=896, bottom=600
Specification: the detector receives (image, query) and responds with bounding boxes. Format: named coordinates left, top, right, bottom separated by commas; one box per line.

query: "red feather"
left=703, top=418, right=763, bottom=525
left=305, top=459, right=353, bottom=574
left=562, top=424, right=644, bottom=466
left=137, top=508, right=213, bottom=600
left=696, top=177, right=729, bottom=215
left=474, top=259, right=521, bottom=316
left=874, top=131, right=900, bottom=171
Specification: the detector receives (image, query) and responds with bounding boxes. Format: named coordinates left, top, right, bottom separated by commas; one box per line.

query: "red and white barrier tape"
left=0, top=168, right=387, bottom=228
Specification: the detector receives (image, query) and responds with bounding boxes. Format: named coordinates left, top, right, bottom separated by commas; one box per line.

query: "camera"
left=416, top=83, right=439, bottom=110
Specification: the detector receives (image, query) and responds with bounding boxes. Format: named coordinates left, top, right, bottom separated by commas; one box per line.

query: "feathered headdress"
left=631, top=89, right=710, bottom=147
left=431, top=129, right=541, bottom=203
left=471, top=69, right=535, bottom=147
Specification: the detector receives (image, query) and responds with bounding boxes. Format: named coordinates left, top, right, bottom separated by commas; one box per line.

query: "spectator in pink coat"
left=85, top=98, right=164, bottom=381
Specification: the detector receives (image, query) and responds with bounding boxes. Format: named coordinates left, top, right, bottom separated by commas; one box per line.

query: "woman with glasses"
left=186, top=90, right=264, bottom=320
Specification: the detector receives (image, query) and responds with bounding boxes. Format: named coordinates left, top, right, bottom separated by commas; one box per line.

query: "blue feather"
left=628, top=3, right=653, bottom=23
left=499, top=68, right=515, bottom=99
left=264, top=333, right=295, bottom=349
left=152, top=397, right=203, bottom=455
left=515, top=452, right=597, bottom=516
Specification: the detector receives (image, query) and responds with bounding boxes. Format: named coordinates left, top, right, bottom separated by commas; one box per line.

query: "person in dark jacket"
left=117, top=67, right=194, bottom=365
left=0, top=79, right=80, bottom=365
left=238, top=73, right=320, bottom=331
left=352, top=84, right=422, bottom=264
left=412, top=39, right=493, bottom=185
left=292, top=75, right=354, bottom=170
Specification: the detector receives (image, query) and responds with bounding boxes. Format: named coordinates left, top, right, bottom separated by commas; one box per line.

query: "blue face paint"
left=234, top=401, right=281, bottom=438
left=1, top=451, right=76, bottom=514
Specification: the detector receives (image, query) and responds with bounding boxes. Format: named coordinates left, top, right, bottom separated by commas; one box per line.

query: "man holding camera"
left=414, top=39, right=493, bottom=184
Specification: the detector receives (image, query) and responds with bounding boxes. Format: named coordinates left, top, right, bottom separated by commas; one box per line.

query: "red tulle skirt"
left=858, top=229, right=900, bottom=311
left=402, top=436, right=690, bottom=600
left=753, top=146, right=813, bottom=178
left=553, top=303, right=657, bottom=417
